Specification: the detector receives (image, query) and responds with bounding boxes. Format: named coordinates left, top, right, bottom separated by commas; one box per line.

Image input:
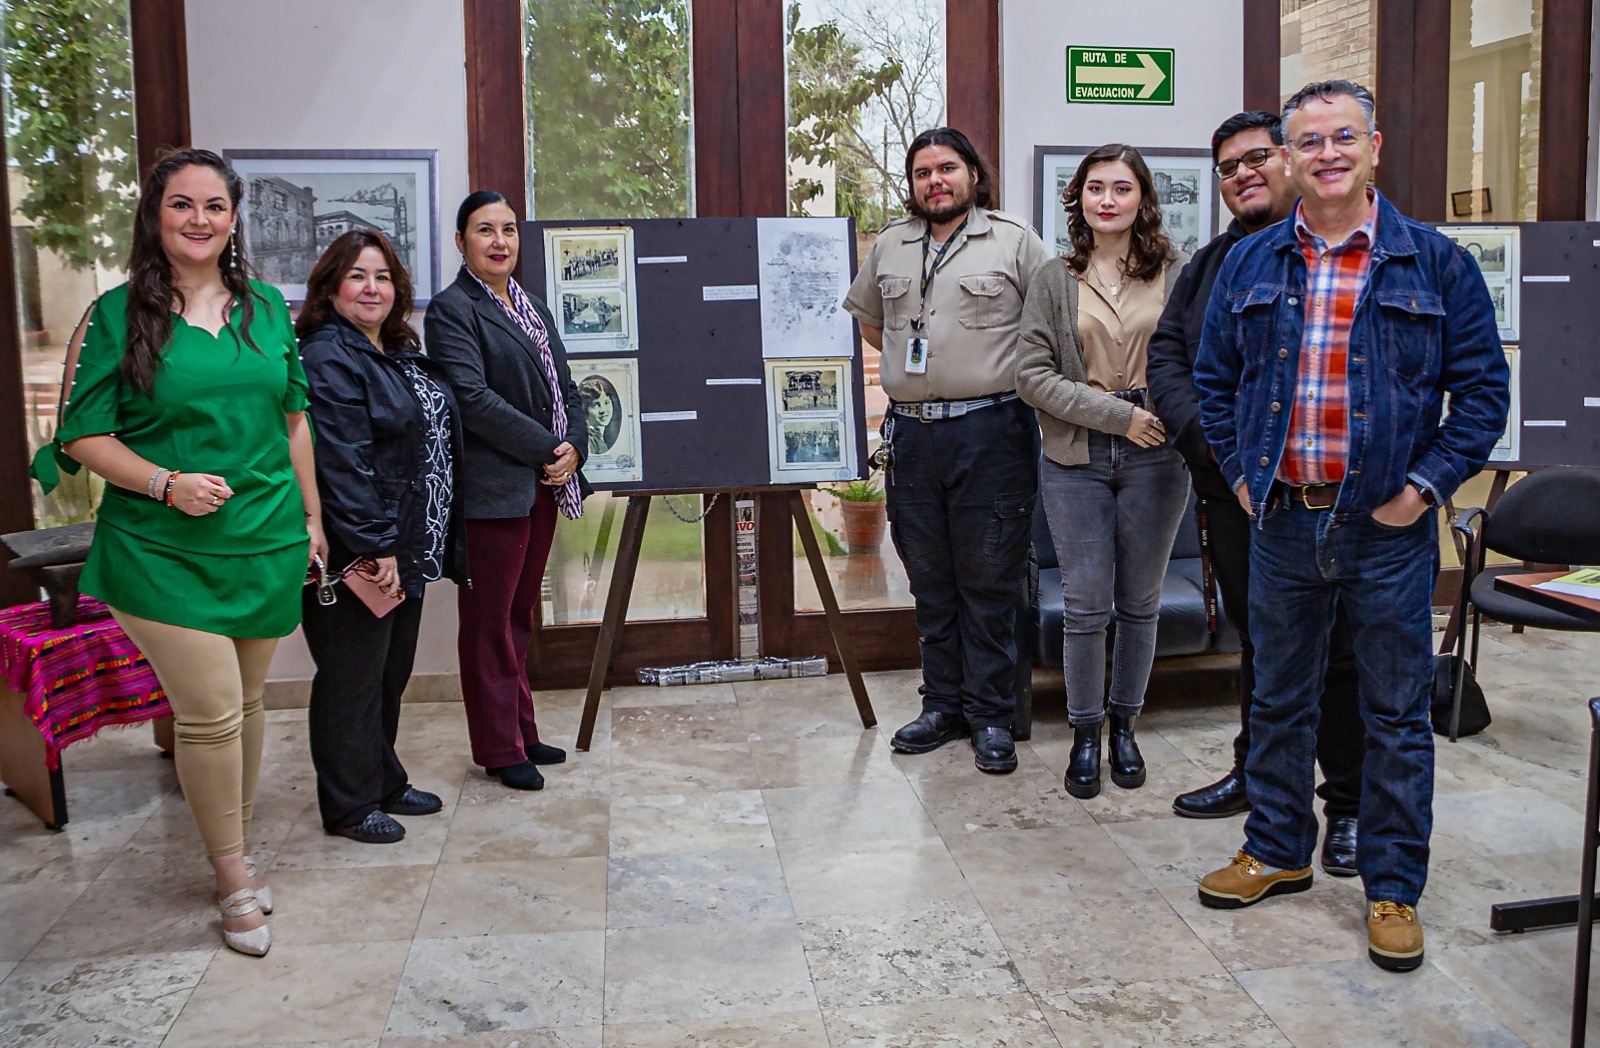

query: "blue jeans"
left=1040, top=432, right=1189, bottom=725
left=886, top=399, right=1039, bottom=729
left=1244, top=499, right=1437, bottom=904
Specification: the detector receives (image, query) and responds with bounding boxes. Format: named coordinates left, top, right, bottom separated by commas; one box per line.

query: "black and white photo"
left=542, top=226, right=638, bottom=353
left=574, top=357, right=642, bottom=483
left=780, top=420, right=844, bottom=467
left=766, top=357, right=855, bottom=483
left=1440, top=224, right=1520, bottom=340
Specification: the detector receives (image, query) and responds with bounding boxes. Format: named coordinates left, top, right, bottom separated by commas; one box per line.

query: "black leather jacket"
left=300, top=315, right=470, bottom=596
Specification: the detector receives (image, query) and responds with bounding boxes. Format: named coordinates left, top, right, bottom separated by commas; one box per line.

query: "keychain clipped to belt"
left=904, top=217, right=968, bottom=376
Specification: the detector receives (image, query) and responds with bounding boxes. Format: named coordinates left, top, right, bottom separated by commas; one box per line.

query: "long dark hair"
left=124, top=149, right=261, bottom=395
left=296, top=230, right=420, bottom=350
left=902, top=127, right=994, bottom=216
left=1061, top=143, right=1173, bottom=282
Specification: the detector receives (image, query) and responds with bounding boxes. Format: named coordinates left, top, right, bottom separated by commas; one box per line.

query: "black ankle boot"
left=1108, top=713, right=1146, bottom=789
left=1064, top=723, right=1102, bottom=799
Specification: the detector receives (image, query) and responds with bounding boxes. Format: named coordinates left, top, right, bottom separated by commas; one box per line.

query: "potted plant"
left=820, top=472, right=887, bottom=554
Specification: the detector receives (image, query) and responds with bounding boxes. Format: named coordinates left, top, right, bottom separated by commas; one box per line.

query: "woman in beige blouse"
left=1017, top=143, right=1190, bottom=800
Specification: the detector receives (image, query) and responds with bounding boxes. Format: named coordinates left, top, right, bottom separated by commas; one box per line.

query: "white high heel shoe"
left=218, top=888, right=270, bottom=956
left=243, top=854, right=272, bottom=913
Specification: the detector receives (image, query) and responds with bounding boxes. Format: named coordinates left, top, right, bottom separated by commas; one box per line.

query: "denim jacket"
left=1193, top=190, right=1509, bottom=520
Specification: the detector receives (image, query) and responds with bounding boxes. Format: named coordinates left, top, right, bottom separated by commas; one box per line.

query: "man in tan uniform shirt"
left=843, top=126, right=1050, bottom=774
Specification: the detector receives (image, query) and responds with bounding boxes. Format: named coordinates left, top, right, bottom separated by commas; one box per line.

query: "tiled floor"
left=1, top=623, right=1596, bottom=1046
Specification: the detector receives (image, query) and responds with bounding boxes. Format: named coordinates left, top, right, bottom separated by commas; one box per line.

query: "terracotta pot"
left=837, top=498, right=888, bottom=554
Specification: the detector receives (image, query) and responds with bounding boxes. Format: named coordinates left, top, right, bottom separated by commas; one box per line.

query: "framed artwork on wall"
left=224, top=149, right=441, bottom=305
left=1033, top=146, right=1217, bottom=258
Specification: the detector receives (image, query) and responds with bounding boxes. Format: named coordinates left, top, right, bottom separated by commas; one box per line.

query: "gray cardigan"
left=1016, top=252, right=1188, bottom=466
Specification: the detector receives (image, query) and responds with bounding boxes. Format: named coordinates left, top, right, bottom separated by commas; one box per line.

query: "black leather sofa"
left=1013, top=490, right=1241, bottom=738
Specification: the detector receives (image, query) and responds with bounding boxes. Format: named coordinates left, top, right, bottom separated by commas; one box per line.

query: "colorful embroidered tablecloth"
left=0, top=597, right=168, bottom=769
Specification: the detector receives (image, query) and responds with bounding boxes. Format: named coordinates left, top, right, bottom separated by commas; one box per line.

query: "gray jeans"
left=1040, top=431, right=1189, bottom=725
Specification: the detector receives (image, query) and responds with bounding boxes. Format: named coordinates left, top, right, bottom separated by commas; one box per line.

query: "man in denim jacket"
left=1192, top=80, right=1509, bottom=973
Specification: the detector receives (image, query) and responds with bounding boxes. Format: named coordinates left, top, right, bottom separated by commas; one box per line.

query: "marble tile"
left=1159, top=882, right=1368, bottom=972
left=59, top=764, right=178, bottom=821
left=1432, top=787, right=1586, bottom=857
left=910, top=769, right=1100, bottom=837
left=1101, top=814, right=1254, bottom=889
left=165, top=941, right=412, bottom=1047
left=986, top=888, right=1226, bottom=993
left=778, top=836, right=974, bottom=918
left=608, top=791, right=774, bottom=857
left=943, top=825, right=1156, bottom=906
left=1487, top=847, right=1587, bottom=899
left=607, top=847, right=792, bottom=928
left=1036, top=973, right=1289, bottom=1048
left=822, top=993, right=1060, bottom=1048
left=1236, top=957, right=1524, bottom=1047
left=264, top=865, right=436, bottom=946
left=797, top=902, right=1024, bottom=1009
left=609, top=683, right=739, bottom=709
left=608, top=741, right=760, bottom=795
left=0, top=949, right=212, bottom=1048
left=25, top=872, right=225, bottom=959
left=760, top=780, right=936, bottom=843
left=0, top=881, right=89, bottom=962
left=748, top=734, right=906, bottom=789
left=272, top=802, right=452, bottom=870
left=603, top=919, right=816, bottom=1024
left=385, top=932, right=605, bottom=1036
left=602, top=1010, right=829, bottom=1047
left=440, top=795, right=609, bottom=862
left=1413, top=855, right=1543, bottom=950
left=417, top=857, right=606, bottom=937
left=1027, top=724, right=1189, bottom=777
left=1432, top=933, right=1597, bottom=1048
left=0, top=962, right=14, bottom=985
left=610, top=704, right=748, bottom=748
left=1075, top=760, right=1219, bottom=826
left=453, top=759, right=612, bottom=804
left=738, top=692, right=878, bottom=742
left=382, top=1031, right=601, bottom=1048
left=96, top=789, right=301, bottom=884
left=0, top=814, right=147, bottom=885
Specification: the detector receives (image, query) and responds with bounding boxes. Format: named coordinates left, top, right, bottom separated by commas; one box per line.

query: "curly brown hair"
left=295, top=230, right=420, bottom=350
left=1060, top=143, right=1173, bottom=282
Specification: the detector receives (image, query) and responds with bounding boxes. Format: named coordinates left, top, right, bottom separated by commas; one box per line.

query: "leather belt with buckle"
left=891, top=392, right=1020, bottom=422
left=1284, top=482, right=1342, bottom=510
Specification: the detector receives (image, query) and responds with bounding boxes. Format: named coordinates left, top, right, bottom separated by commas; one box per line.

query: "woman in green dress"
left=31, top=148, right=325, bottom=957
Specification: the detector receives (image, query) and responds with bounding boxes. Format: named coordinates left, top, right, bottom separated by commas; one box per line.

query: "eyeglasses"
left=1214, top=148, right=1274, bottom=180
left=1291, top=128, right=1374, bottom=155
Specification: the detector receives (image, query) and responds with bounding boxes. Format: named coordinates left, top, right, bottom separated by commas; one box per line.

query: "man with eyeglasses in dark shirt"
left=1147, top=111, right=1365, bottom=883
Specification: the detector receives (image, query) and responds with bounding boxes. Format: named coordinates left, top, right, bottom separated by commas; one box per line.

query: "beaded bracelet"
left=146, top=467, right=165, bottom=500
left=163, top=470, right=182, bottom=507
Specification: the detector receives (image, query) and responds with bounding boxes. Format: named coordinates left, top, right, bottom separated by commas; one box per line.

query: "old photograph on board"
left=780, top=420, right=845, bottom=468
left=1439, top=224, right=1519, bottom=341
left=543, top=226, right=638, bottom=353
left=1490, top=346, right=1520, bottom=463
left=756, top=217, right=856, bottom=359
left=766, top=357, right=855, bottom=483
left=574, top=357, right=642, bottom=484
left=1035, top=147, right=1216, bottom=258
left=779, top=367, right=841, bottom=414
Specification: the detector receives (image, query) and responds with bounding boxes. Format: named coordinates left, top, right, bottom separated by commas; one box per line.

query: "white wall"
left=1000, top=0, right=1246, bottom=229
left=186, top=0, right=472, bottom=681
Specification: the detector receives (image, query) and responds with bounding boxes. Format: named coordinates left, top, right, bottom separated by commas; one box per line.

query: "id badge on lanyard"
left=907, top=218, right=967, bottom=378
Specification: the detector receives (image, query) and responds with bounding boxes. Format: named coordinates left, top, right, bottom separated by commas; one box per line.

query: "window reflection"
left=1280, top=0, right=1378, bottom=102
left=1447, top=0, right=1542, bottom=221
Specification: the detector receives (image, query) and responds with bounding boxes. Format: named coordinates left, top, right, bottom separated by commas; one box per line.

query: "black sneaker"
left=330, top=810, right=406, bottom=844
left=382, top=786, right=443, bottom=817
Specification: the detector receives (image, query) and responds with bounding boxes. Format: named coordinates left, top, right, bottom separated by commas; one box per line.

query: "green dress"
left=31, top=281, right=310, bottom=638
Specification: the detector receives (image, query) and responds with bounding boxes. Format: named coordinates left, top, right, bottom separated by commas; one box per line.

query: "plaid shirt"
left=1279, top=191, right=1379, bottom=486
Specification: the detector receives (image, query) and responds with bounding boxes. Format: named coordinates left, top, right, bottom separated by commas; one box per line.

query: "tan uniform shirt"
left=842, top=208, right=1051, bottom=402
left=1074, top=264, right=1167, bottom=393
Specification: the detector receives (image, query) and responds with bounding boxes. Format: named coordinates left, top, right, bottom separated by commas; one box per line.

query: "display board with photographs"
left=523, top=217, right=869, bottom=492
left=543, top=227, right=638, bottom=353
left=1033, top=146, right=1217, bottom=258
left=1439, top=224, right=1519, bottom=341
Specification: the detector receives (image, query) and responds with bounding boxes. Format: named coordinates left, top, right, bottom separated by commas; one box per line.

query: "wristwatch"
left=1411, top=482, right=1437, bottom=507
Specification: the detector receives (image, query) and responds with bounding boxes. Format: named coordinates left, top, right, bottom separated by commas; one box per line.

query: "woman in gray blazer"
left=425, top=191, right=591, bottom=791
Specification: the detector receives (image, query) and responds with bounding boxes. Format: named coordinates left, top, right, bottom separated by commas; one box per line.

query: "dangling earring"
left=228, top=228, right=239, bottom=269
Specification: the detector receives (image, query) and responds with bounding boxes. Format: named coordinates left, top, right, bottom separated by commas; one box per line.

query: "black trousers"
left=1201, top=494, right=1364, bottom=818
left=886, top=399, right=1039, bottom=729
left=301, top=584, right=426, bottom=830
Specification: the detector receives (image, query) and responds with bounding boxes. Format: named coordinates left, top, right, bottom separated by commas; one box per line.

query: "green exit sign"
left=1066, top=47, right=1175, bottom=106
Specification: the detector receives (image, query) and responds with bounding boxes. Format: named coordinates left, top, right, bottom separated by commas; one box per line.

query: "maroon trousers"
left=458, top=494, right=558, bottom=768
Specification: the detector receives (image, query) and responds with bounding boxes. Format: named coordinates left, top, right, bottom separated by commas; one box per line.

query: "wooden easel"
left=575, top=487, right=877, bottom=750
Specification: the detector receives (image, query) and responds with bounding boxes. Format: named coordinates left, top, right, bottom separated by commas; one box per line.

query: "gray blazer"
left=425, top=267, right=591, bottom=519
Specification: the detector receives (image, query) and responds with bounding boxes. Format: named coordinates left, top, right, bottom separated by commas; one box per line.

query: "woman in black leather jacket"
left=297, top=230, right=468, bottom=844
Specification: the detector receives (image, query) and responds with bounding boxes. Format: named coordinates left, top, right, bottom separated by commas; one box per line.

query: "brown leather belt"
left=1283, top=482, right=1342, bottom=510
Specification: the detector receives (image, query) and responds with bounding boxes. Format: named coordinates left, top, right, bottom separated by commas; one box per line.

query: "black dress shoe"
left=1065, top=723, right=1102, bottom=799
left=487, top=760, right=545, bottom=790
left=526, top=741, right=567, bottom=765
left=890, top=710, right=968, bottom=754
left=1172, top=768, right=1252, bottom=819
left=1320, top=815, right=1359, bottom=877
left=1108, top=713, right=1146, bottom=790
left=971, top=726, right=1018, bottom=774
left=382, top=785, right=443, bottom=816
left=329, top=810, right=406, bottom=844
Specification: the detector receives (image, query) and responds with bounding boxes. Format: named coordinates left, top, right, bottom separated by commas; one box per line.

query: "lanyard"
left=912, top=217, right=968, bottom=332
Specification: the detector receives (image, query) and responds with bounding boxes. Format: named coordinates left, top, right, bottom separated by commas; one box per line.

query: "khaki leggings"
left=113, top=610, right=277, bottom=858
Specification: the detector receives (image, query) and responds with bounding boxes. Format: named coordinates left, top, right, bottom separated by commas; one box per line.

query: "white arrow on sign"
left=1076, top=52, right=1167, bottom=99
